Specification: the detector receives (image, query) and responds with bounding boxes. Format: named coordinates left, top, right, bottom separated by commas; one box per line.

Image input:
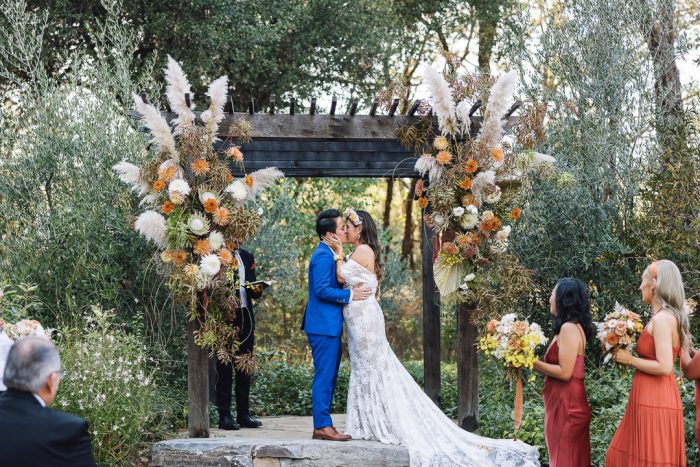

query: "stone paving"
left=150, top=414, right=410, bottom=467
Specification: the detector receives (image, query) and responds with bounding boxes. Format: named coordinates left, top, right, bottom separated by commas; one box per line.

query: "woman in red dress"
left=605, top=260, right=691, bottom=466
left=533, top=277, right=592, bottom=467
left=681, top=346, right=700, bottom=450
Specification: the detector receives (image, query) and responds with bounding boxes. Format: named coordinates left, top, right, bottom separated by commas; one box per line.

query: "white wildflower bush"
left=55, top=306, right=174, bottom=465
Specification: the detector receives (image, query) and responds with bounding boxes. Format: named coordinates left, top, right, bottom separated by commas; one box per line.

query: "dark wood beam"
left=224, top=98, right=233, bottom=113
left=310, top=98, right=317, bottom=115
left=504, top=100, right=522, bottom=119
left=184, top=93, right=191, bottom=108
left=330, top=95, right=337, bottom=115
left=248, top=98, right=255, bottom=114
left=348, top=98, right=358, bottom=116
left=389, top=98, right=399, bottom=116
left=407, top=99, right=421, bottom=116
left=162, top=96, right=172, bottom=112
left=269, top=94, right=276, bottom=115
left=369, top=99, right=379, bottom=116
left=289, top=97, right=295, bottom=115
left=140, top=92, right=149, bottom=104
left=469, top=99, right=482, bottom=117
left=422, top=209, right=441, bottom=406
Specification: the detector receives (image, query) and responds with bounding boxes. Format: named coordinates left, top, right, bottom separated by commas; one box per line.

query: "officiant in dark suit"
left=0, top=336, right=97, bottom=466
left=214, top=240, right=265, bottom=430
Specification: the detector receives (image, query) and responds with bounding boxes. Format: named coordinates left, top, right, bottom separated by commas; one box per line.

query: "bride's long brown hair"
left=356, top=210, right=384, bottom=281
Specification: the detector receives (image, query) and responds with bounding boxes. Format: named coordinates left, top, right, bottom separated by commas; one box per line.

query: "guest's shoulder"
left=43, top=406, right=89, bottom=431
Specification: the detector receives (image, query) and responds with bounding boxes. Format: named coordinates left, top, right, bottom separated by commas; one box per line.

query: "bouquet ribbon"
left=514, top=368, right=523, bottom=431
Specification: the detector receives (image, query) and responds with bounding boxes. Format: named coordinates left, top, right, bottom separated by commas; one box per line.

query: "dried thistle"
left=224, top=207, right=261, bottom=243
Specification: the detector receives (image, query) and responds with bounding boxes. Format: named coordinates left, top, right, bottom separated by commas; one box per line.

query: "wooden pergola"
left=132, top=95, right=488, bottom=437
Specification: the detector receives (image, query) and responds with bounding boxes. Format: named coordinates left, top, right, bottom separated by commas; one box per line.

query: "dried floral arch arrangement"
left=406, top=64, right=554, bottom=301
left=113, top=57, right=283, bottom=366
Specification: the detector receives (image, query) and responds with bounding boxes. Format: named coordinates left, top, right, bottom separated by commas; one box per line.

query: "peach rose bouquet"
left=596, top=302, right=643, bottom=364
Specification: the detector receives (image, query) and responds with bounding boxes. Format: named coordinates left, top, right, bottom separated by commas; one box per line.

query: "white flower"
left=463, top=273, right=476, bottom=282
left=168, top=178, right=191, bottom=198
left=452, top=206, right=465, bottom=217
left=481, top=210, right=494, bottom=221
left=200, top=254, right=221, bottom=276
left=460, top=212, right=479, bottom=230
left=199, top=191, right=216, bottom=203
left=188, top=213, right=210, bottom=236
left=495, top=226, right=512, bottom=242
left=225, top=180, right=248, bottom=201
left=208, top=231, right=224, bottom=251
left=432, top=213, right=446, bottom=227
left=257, top=207, right=264, bottom=215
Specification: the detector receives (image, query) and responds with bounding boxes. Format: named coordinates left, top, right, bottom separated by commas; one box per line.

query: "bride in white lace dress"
left=326, top=208, right=539, bottom=467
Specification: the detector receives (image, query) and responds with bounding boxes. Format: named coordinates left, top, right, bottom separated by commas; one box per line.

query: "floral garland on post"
left=113, top=56, right=283, bottom=367
left=407, top=64, right=554, bottom=300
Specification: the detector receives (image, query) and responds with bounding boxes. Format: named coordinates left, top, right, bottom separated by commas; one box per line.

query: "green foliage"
left=55, top=307, right=178, bottom=466
left=0, top=282, right=43, bottom=321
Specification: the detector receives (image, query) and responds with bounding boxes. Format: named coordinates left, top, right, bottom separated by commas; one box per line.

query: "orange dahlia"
left=193, top=239, right=211, bottom=256
left=191, top=159, right=210, bottom=175
left=480, top=216, right=501, bottom=233
left=219, top=248, right=233, bottom=265
left=509, top=207, right=522, bottom=221
left=441, top=242, right=458, bottom=255
left=172, top=250, right=188, bottom=267
left=152, top=180, right=166, bottom=192
left=458, top=177, right=472, bottom=190
left=436, top=150, right=453, bottom=165
left=455, top=233, right=470, bottom=247
left=245, top=174, right=254, bottom=188
left=465, top=159, right=479, bottom=174
left=417, top=196, right=428, bottom=208
left=490, top=146, right=505, bottom=163
left=226, top=146, right=244, bottom=162
left=213, top=207, right=231, bottom=226
left=161, top=201, right=175, bottom=214
left=203, top=198, right=218, bottom=214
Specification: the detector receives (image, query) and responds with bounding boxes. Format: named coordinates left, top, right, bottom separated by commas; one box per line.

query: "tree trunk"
left=383, top=178, right=394, bottom=231
left=402, top=179, right=418, bottom=267
left=456, top=301, right=479, bottom=431
left=421, top=207, right=441, bottom=406
left=477, top=18, right=497, bottom=73
left=644, top=0, right=684, bottom=153
left=187, top=318, right=210, bottom=438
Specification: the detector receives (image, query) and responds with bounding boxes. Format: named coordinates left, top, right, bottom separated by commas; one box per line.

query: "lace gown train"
left=341, top=259, right=540, bottom=467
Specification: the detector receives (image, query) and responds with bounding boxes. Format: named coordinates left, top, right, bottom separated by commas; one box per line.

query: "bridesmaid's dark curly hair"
left=552, top=277, right=594, bottom=342
left=355, top=210, right=384, bottom=281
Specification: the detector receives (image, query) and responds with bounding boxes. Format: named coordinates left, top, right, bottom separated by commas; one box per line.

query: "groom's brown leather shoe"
left=312, top=426, right=352, bottom=441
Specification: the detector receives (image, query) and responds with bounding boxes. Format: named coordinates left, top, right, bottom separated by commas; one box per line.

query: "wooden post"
left=187, top=318, right=210, bottom=438
left=456, top=301, right=479, bottom=431
left=421, top=209, right=441, bottom=406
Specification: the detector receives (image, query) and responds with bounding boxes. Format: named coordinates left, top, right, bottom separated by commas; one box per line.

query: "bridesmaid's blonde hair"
left=648, top=259, right=692, bottom=350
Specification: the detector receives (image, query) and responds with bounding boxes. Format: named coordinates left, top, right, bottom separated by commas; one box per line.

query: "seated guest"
left=0, top=336, right=97, bottom=466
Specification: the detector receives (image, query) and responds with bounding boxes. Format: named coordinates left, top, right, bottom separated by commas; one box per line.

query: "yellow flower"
left=433, top=136, right=449, bottom=151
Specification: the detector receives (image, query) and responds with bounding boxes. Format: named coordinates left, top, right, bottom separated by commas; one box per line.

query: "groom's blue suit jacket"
left=302, top=242, right=351, bottom=337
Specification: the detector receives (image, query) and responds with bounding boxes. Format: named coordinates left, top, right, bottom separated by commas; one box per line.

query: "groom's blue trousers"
left=306, top=333, right=342, bottom=429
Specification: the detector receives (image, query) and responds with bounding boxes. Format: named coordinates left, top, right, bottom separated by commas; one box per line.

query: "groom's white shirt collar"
left=33, top=393, right=47, bottom=407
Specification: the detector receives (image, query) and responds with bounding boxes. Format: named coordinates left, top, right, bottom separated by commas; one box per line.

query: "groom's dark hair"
left=316, top=209, right=341, bottom=239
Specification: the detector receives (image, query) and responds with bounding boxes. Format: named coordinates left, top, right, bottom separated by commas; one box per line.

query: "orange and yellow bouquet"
left=595, top=302, right=643, bottom=364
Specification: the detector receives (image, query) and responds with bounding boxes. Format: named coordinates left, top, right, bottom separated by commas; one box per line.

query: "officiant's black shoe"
left=238, top=415, right=262, bottom=428
left=218, top=413, right=240, bottom=430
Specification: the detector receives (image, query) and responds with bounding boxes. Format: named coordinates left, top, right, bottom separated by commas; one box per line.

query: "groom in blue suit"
left=302, top=209, right=371, bottom=441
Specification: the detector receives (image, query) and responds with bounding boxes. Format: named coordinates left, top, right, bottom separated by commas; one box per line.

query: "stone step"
left=150, top=415, right=410, bottom=467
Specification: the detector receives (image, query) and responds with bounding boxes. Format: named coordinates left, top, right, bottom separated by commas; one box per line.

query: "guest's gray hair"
left=3, top=336, right=61, bottom=393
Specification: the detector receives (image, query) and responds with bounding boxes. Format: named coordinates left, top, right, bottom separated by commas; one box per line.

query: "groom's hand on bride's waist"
left=351, top=283, right=372, bottom=301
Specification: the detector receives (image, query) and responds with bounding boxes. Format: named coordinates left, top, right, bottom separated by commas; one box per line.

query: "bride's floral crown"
left=344, top=207, right=362, bottom=226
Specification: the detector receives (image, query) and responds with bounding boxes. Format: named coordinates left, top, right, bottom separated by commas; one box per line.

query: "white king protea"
left=200, top=254, right=221, bottom=276
left=188, top=213, right=210, bottom=236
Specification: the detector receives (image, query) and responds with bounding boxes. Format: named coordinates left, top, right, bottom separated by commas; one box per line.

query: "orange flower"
left=490, top=146, right=505, bottom=163
left=219, top=248, right=233, bottom=265
left=509, top=207, right=522, bottom=221
left=455, top=233, right=470, bottom=247
left=462, top=194, right=480, bottom=208
left=442, top=242, right=458, bottom=255
left=193, top=239, right=211, bottom=256
left=458, top=177, right=472, bottom=190
left=417, top=196, right=428, bottom=208
left=512, top=321, right=529, bottom=336
left=479, top=216, right=501, bottom=233
left=152, top=180, right=166, bottom=192
left=487, top=319, right=499, bottom=333
left=465, top=159, right=479, bottom=174
left=226, top=146, right=244, bottom=162
left=158, top=165, right=178, bottom=182
left=415, top=179, right=424, bottom=196
left=231, top=257, right=239, bottom=269
left=191, top=159, right=209, bottom=175
left=161, top=201, right=175, bottom=214
left=213, top=207, right=231, bottom=226
left=203, top=198, right=218, bottom=214
left=245, top=174, right=254, bottom=188
left=172, top=250, right=188, bottom=267
left=435, top=150, right=453, bottom=165
left=606, top=333, right=619, bottom=346
left=225, top=171, right=234, bottom=182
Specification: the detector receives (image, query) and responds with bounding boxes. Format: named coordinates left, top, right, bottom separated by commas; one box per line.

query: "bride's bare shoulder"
left=350, top=244, right=375, bottom=268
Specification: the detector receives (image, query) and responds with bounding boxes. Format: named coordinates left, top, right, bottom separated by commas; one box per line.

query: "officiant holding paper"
left=214, top=239, right=270, bottom=430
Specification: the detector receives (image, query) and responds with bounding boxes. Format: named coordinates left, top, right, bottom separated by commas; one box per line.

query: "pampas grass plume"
left=135, top=211, right=168, bottom=249
left=132, top=94, right=179, bottom=160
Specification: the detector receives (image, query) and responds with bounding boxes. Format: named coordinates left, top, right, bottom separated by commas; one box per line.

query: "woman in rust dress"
left=681, top=345, right=700, bottom=450
left=533, top=277, right=592, bottom=467
left=606, top=260, right=691, bottom=466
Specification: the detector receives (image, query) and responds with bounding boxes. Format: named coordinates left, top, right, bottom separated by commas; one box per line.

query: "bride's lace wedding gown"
left=341, top=259, right=540, bottom=467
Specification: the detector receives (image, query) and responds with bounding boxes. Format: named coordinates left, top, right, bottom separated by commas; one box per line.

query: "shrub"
left=55, top=307, right=177, bottom=466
